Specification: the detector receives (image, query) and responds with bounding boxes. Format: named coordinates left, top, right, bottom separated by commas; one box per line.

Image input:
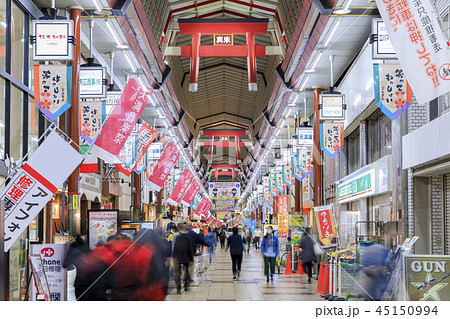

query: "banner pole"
left=0, top=200, right=7, bottom=300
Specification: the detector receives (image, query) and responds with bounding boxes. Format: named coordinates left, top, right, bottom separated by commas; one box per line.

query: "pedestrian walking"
left=172, top=223, right=194, bottom=293
left=244, top=225, right=252, bottom=254
left=205, top=227, right=217, bottom=264
left=260, top=226, right=279, bottom=282
left=253, top=226, right=262, bottom=251
left=226, top=227, right=246, bottom=280
left=299, top=232, right=317, bottom=283
left=219, top=227, right=227, bottom=249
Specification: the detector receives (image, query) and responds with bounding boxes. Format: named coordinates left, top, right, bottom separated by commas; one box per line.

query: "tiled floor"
left=165, top=246, right=322, bottom=301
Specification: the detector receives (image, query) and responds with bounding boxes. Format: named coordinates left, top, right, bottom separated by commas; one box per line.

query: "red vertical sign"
left=314, top=206, right=337, bottom=247
left=277, top=195, right=289, bottom=237
left=193, top=198, right=209, bottom=219
left=180, top=179, right=202, bottom=207
left=93, top=78, right=151, bottom=162
left=148, top=142, right=180, bottom=191
left=167, top=169, right=194, bottom=206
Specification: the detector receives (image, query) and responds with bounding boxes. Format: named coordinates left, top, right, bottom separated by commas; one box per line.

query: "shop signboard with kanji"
left=296, top=147, right=314, bottom=176
left=214, top=34, right=233, bottom=45
left=115, top=134, right=135, bottom=176
left=164, top=175, right=175, bottom=193
left=80, top=66, right=106, bottom=99
left=337, top=169, right=375, bottom=203
left=80, top=101, right=103, bottom=144
left=30, top=244, right=67, bottom=301
left=313, top=205, right=337, bottom=247
left=92, top=78, right=152, bottom=163
left=277, top=195, right=289, bottom=237
left=181, top=179, right=202, bottom=207
left=403, top=255, right=450, bottom=301
left=291, top=155, right=305, bottom=182
left=372, top=18, right=397, bottom=59
left=134, top=151, right=148, bottom=175
left=319, top=94, right=346, bottom=121
left=374, top=63, right=413, bottom=120
left=147, top=142, right=180, bottom=192
left=1, top=130, right=84, bottom=252
left=296, top=127, right=314, bottom=147
left=376, top=0, right=450, bottom=104
left=282, top=165, right=295, bottom=187
left=167, top=169, right=194, bottom=206
left=193, top=198, right=209, bottom=219
left=31, top=20, right=74, bottom=61
left=34, top=65, right=72, bottom=121
left=320, top=121, right=344, bottom=159
left=275, top=172, right=285, bottom=192
left=88, top=210, right=118, bottom=250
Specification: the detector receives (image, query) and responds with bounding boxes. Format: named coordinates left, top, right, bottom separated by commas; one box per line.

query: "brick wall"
left=431, top=176, right=443, bottom=254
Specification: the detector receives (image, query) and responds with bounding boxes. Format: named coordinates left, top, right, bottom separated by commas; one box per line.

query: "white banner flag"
left=2, top=130, right=84, bottom=252
left=376, top=0, right=450, bottom=104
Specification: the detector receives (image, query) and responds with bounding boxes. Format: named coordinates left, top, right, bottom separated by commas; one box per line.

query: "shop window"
left=11, top=2, right=24, bottom=82
left=28, top=96, right=38, bottom=152
left=0, top=0, right=5, bottom=71
left=346, top=128, right=360, bottom=175
left=367, top=109, right=392, bottom=164
left=10, top=85, right=23, bottom=160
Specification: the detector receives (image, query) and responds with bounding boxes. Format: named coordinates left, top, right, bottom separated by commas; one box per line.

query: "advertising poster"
left=92, top=78, right=152, bottom=163
left=88, top=210, right=118, bottom=250
left=34, top=65, right=72, bottom=121
left=1, top=131, right=84, bottom=252
left=214, top=199, right=236, bottom=211
left=208, top=182, right=241, bottom=199
left=181, top=179, right=202, bottom=206
left=167, top=169, right=194, bottom=206
left=320, top=121, right=345, bottom=159
left=403, top=255, right=450, bottom=301
left=277, top=195, right=289, bottom=237
left=313, top=205, right=337, bottom=247
left=374, top=63, right=413, bottom=120
left=30, top=244, right=67, bottom=301
left=148, top=142, right=180, bottom=192
left=28, top=255, right=51, bottom=301
left=376, top=0, right=450, bottom=104
left=80, top=101, right=103, bottom=144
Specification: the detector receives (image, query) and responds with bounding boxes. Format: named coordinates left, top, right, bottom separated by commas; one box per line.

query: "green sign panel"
left=337, top=170, right=374, bottom=202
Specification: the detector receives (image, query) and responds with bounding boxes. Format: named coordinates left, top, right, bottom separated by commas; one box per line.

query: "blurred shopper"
left=226, top=227, right=246, bottom=280
left=219, top=227, right=227, bottom=249
left=63, top=236, right=89, bottom=299
left=361, top=244, right=389, bottom=301
left=197, top=227, right=206, bottom=252
left=205, top=227, right=217, bottom=264
left=253, top=226, right=262, bottom=251
left=244, top=225, right=252, bottom=254
left=173, top=223, right=195, bottom=293
left=261, top=226, right=279, bottom=282
left=300, top=232, right=316, bottom=283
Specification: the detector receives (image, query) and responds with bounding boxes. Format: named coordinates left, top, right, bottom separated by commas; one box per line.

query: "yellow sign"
left=72, top=194, right=78, bottom=210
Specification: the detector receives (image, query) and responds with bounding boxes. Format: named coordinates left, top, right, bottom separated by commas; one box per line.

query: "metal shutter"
left=445, top=175, right=450, bottom=254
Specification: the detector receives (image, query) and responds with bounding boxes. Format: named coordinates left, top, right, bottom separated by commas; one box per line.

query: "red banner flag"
left=167, top=169, right=194, bottom=206
left=147, top=142, right=180, bottom=191
left=193, top=198, right=209, bottom=219
left=313, top=205, right=337, bottom=247
left=92, top=78, right=151, bottom=163
left=180, top=179, right=202, bottom=207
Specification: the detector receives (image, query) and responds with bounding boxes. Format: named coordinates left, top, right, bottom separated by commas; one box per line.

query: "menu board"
left=88, top=210, right=118, bottom=250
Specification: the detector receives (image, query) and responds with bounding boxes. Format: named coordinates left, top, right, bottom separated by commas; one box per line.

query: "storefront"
left=80, top=174, right=102, bottom=236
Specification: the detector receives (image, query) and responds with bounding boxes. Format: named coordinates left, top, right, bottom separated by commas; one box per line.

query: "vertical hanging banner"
left=282, top=165, right=295, bottom=187
left=133, top=150, right=148, bottom=175
left=297, top=148, right=314, bottom=176
left=193, top=198, right=210, bottom=219
left=34, top=65, right=72, bottom=121
left=291, top=156, right=305, bottom=182
left=167, top=169, right=194, bottom=206
left=92, top=78, right=152, bottom=163
left=181, top=179, right=202, bottom=207
left=147, top=142, right=180, bottom=192
left=164, top=175, right=175, bottom=194
left=277, top=195, right=289, bottom=237
left=115, top=135, right=136, bottom=176
left=264, top=186, right=271, bottom=201
left=313, top=205, right=337, bottom=247
left=373, top=64, right=413, bottom=120
left=275, top=172, right=285, bottom=192
left=376, top=0, right=450, bottom=104
left=2, top=131, right=84, bottom=252
left=320, top=121, right=344, bottom=159
left=269, top=178, right=278, bottom=197
left=80, top=101, right=103, bottom=144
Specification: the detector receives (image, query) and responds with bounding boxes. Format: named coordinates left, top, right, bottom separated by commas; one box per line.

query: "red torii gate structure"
left=178, top=18, right=269, bottom=92
left=203, top=129, right=246, bottom=164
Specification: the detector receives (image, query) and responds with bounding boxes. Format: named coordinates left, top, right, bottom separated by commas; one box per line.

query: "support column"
left=294, top=117, right=300, bottom=213
left=157, top=191, right=163, bottom=227
left=236, top=136, right=241, bottom=163
left=313, top=87, right=323, bottom=207
left=189, top=32, right=201, bottom=92
left=68, top=7, right=82, bottom=235
left=246, top=32, right=257, bottom=91
left=133, top=173, right=141, bottom=221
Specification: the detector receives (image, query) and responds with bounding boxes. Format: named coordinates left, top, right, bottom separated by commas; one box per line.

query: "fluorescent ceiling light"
left=92, top=0, right=102, bottom=12
left=335, top=0, right=353, bottom=14
left=307, top=51, right=323, bottom=72
left=0, top=21, right=6, bottom=29
left=105, top=19, right=122, bottom=47
left=324, top=18, right=341, bottom=47
left=124, top=51, right=136, bottom=73
left=299, top=74, right=310, bottom=91
left=156, top=108, right=165, bottom=118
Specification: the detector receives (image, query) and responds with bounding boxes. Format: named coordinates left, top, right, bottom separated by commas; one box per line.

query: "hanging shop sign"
left=269, top=178, right=278, bottom=197
left=167, top=169, right=194, bottom=206
left=148, top=143, right=162, bottom=160
left=193, top=198, right=211, bottom=219
left=208, top=182, right=241, bottom=199
left=92, top=78, right=152, bottom=163
left=313, top=205, right=337, bottom=247
left=31, top=20, right=74, bottom=61
left=275, top=172, right=285, bottom=192
left=30, top=244, right=67, bottom=301
left=371, top=18, right=397, bottom=59
left=291, top=156, right=305, bottom=182
left=134, top=151, right=148, bottom=175
left=320, top=121, right=344, bottom=159
left=34, top=65, right=72, bottom=121
left=296, top=147, right=314, bottom=176
left=214, top=34, right=233, bottom=45
left=80, top=101, right=103, bottom=144
left=263, top=186, right=272, bottom=201
left=115, top=134, right=135, bottom=176
left=1, top=130, right=84, bottom=252
left=88, top=210, right=118, bottom=250
left=282, top=165, right=295, bottom=187
left=164, top=175, right=175, bottom=193
left=277, top=195, right=289, bottom=237
left=297, top=127, right=314, bottom=147
left=403, top=255, right=450, bottom=301
left=105, top=91, right=122, bottom=117
left=147, top=142, right=180, bottom=192
left=80, top=66, right=107, bottom=99
left=257, top=192, right=265, bottom=206
left=28, top=255, right=51, bottom=301
left=319, top=94, right=346, bottom=121
left=373, top=63, right=413, bottom=120
left=337, top=169, right=375, bottom=203
left=376, top=0, right=450, bottom=104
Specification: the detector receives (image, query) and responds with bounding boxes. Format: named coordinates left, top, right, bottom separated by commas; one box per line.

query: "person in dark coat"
left=173, top=223, right=194, bottom=293
left=219, top=228, right=227, bottom=249
left=300, top=232, right=317, bottom=283
left=226, top=227, right=246, bottom=280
